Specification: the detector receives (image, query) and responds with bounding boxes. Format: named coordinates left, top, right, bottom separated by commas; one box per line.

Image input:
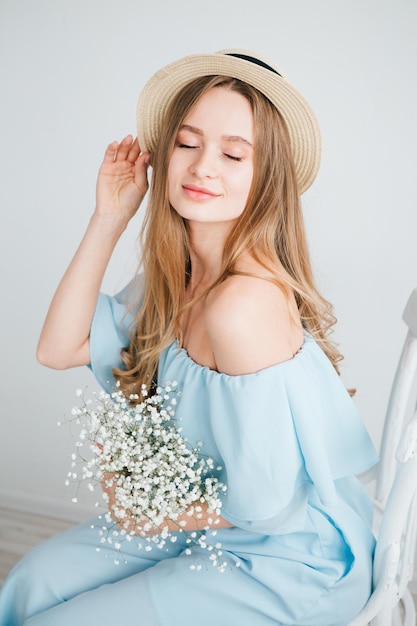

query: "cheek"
left=233, top=167, right=253, bottom=201
left=167, top=150, right=187, bottom=182
left=167, top=158, right=175, bottom=184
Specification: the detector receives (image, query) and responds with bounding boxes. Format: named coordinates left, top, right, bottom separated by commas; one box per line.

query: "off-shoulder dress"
left=0, top=282, right=379, bottom=626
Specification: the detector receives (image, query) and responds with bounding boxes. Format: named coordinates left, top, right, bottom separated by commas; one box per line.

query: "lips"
left=182, top=184, right=220, bottom=200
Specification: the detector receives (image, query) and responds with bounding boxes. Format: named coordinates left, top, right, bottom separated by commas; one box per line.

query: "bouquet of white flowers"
left=63, top=381, right=229, bottom=571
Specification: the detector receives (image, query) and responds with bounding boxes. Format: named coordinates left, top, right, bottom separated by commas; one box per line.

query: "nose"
left=189, top=146, right=218, bottom=179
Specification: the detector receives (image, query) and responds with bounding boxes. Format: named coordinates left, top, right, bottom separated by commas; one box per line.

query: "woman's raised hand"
left=37, top=135, right=151, bottom=370
left=95, top=135, right=151, bottom=226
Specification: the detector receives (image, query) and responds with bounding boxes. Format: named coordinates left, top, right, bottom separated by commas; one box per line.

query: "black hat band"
left=225, top=53, right=282, bottom=77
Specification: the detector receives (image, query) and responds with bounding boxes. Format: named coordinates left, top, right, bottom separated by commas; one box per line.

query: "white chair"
left=349, top=287, right=417, bottom=626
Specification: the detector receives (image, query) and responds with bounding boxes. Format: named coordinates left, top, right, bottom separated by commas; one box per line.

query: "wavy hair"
left=114, top=75, right=344, bottom=398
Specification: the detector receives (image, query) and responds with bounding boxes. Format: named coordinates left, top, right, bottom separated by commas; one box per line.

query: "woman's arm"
left=101, top=471, right=234, bottom=536
left=37, top=136, right=150, bottom=369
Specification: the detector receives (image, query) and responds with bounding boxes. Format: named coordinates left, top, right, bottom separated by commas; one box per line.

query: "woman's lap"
left=0, top=516, right=187, bottom=625
left=0, top=515, right=368, bottom=626
left=0, top=516, right=283, bottom=625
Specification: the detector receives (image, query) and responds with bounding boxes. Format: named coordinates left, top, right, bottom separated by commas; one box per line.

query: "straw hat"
left=136, top=49, right=321, bottom=194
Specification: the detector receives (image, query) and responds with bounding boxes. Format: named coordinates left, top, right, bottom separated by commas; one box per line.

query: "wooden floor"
left=0, top=507, right=74, bottom=586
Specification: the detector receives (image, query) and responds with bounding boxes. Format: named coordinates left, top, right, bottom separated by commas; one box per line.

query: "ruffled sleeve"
left=89, top=277, right=143, bottom=393
left=208, top=340, right=378, bottom=533
left=207, top=369, right=311, bottom=533
left=163, top=338, right=379, bottom=535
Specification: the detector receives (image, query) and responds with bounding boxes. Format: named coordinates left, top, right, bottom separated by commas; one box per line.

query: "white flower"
left=62, top=381, right=227, bottom=572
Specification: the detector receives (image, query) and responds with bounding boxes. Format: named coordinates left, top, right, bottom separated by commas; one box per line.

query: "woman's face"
left=168, top=86, right=254, bottom=226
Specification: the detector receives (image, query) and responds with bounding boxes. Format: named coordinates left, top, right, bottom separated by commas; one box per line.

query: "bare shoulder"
left=205, top=274, right=303, bottom=376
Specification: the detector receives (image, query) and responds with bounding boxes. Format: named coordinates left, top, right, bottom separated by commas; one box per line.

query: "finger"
left=126, top=137, right=141, bottom=163
left=136, top=151, right=152, bottom=168
left=93, top=442, right=103, bottom=454
left=134, top=153, right=151, bottom=194
left=115, top=134, right=134, bottom=161
left=102, top=141, right=119, bottom=163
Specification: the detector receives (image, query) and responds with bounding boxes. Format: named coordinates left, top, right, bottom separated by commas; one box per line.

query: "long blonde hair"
left=114, top=75, right=343, bottom=397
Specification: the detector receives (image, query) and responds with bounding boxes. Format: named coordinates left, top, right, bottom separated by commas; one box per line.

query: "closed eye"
left=176, top=141, right=243, bottom=161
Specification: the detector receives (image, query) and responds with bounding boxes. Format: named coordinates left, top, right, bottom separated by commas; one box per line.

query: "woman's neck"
left=186, top=220, right=235, bottom=293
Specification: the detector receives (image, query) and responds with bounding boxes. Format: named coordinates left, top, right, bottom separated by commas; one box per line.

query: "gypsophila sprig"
left=62, top=381, right=229, bottom=571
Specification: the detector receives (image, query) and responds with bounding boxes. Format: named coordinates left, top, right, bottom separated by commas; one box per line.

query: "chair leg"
left=370, top=606, right=395, bottom=626
left=392, top=603, right=403, bottom=626
left=400, top=588, right=416, bottom=626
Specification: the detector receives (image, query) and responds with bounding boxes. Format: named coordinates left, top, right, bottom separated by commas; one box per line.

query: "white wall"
left=0, top=0, right=416, bottom=522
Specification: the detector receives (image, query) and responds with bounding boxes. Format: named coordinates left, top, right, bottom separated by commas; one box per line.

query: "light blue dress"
left=0, top=283, right=379, bottom=626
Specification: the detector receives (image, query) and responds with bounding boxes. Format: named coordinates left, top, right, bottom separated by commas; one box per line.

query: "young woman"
left=0, top=50, right=378, bottom=625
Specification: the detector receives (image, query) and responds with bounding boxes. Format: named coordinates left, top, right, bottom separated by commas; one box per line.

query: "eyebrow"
left=179, top=124, right=253, bottom=147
